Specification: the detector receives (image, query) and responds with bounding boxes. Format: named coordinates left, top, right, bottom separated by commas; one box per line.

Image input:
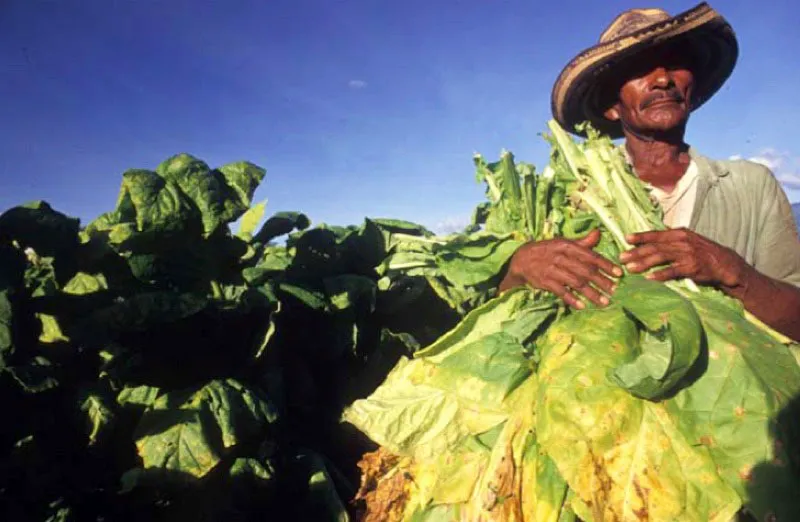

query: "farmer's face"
left=604, top=49, right=695, bottom=134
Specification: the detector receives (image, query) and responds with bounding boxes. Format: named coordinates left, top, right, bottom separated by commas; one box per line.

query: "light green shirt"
left=687, top=149, right=800, bottom=287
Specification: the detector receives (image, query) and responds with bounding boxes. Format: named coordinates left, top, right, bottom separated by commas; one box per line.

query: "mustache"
left=640, top=89, right=685, bottom=109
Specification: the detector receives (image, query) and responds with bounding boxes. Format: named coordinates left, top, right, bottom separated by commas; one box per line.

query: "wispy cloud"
left=431, top=215, right=472, bottom=235
left=729, top=148, right=800, bottom=190
left=348, top=79, right=367, bottom=89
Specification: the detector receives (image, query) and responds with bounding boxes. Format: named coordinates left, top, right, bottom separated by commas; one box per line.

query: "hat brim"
left=551, top=2, right=738, bottom=139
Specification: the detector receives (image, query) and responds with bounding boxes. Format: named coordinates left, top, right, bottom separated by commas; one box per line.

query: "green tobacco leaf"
left=44, top=504, right=74, bottom=522
left=424, top=275, right=494, bottom=316
left=84, top=292, right=207, bottom=334
left=377, top=251, right=437, bottom=278
left=155, top=153, right=211, bottom=179
left=375, top=275, right=428, bottom=313
left=217, top=161, right=266, bottom=209
left=229, top=457, right=275, bottom=482
left=0, top=201, right=80, bottom=257
left=135, top=408, right=218, bottom=479
left=322, top=275, right=378, bottom=359
left=155, top=155, right=265, bottom=235
left=343, top=356, right=497, bottom=461
left=294, top=451, right=351, bottom=522
left=200, top=379, right=279, bottom=449
left=519, top=439, right=571, bottom=522
left=117, top=385, right=161, bottom=409
left=414, top=287, right=536, bottom=359
left=369, top=218, right=434, bottom=238
left=83, top=213, right=138, bottom=245
left=470, top=202, right=490, bottom=229
left=535, top=305, right=742, bottom=522
left=37, top=313, right=69, bottom=343
left=156, top=155, right=237, bottom=235
left=278, top=283, right=328, bottom=311
left=0, top=289, right=13, bottom=368
left=8, top=356, right=60, bottom=393
left=254, top=300, right=281, bottom=361
left=79, top=391, right=115, bottom=446
left=435, top=234, right=523, bottom=287
left=24, top=255, right=58, bottom=297
left=62, top=272, right=108, bottom=295
left=367, top=218, right=425, bottom=232
left=343, top=290, right=537, bottom=461
left=608, top=276, right=702, bottom=400
left=473, top=152, right=525, bottom=235
left=350, top=328, right=422, bottom=399
left=285, top=226, right=354, bottom=278
left=408, top=505, right=459, bottom=522
left=253, top=211, right=311, bottom=244
left=666, top=288, right=800, bottom=520
left=560, top=211, right=599, bottom=240
left=236, top=200, right=267, bottom=240
left=242, top=247, right=293, bottom=285
left=133, top=379, right=277, bottom=479
left=122, top=231, right=243, bottom=292
left=115, top=169, right=198, bottom=235
left=324, top=275, right=376, bottom=313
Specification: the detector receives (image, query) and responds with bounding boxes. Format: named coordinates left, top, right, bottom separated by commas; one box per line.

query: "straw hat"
left=551, top=2, right=738, bottom=139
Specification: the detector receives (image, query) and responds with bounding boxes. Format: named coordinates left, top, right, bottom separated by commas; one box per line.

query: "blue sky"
left=2, top=0, right=799, bottom=233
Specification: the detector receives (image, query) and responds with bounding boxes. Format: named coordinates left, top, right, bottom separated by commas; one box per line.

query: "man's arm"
left=725, top=265, right=800, bottom=340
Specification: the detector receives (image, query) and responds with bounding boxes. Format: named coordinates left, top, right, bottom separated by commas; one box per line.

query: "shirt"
left=648, top=160, right=699, bottom=229
left=624, top=147, right=800, bottom=287
left=686, top=148, right=800, bottom=287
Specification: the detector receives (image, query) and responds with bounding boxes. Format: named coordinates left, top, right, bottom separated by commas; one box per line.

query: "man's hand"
left=499, top=229, right=623, bottom=309
left=621, top=228, right=748, bottom=290
left=622, top=227, right=800, bottom=341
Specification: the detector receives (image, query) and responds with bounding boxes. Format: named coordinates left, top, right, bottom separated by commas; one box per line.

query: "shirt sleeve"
left=752, top=166, right=800, bottom=287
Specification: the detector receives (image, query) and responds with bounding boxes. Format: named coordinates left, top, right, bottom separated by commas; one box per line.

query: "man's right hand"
left=498, top=229, right=623, bottom=309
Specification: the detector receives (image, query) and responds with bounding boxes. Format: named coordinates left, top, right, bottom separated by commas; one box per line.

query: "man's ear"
left=604, top=104, right=621, bottom=121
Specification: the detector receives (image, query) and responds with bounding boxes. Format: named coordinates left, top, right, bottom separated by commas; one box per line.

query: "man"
left=499, top=3, right=800, bottom=341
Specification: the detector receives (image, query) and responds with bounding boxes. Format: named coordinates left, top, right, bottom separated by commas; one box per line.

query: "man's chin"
left=642, top=107, right=690, bottom=129
left=628, top=117, right=689, bottom=139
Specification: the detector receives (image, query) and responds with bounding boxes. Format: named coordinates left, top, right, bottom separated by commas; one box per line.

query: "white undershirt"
left=642, top=160, right=699, bottom=229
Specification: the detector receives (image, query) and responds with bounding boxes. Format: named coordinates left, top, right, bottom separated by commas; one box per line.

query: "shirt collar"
left=687, top=147, right=731, bottom=184
left=618, top=144, right=730, bottom=184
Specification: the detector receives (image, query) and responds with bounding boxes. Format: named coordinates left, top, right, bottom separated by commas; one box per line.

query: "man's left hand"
left=620, top=228, right=749, bottom=289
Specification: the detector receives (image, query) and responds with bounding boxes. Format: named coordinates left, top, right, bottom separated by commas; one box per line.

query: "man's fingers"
left=619, top=244, right=659, bottom=263
left=627, top=228, right=692, bottom=245
left=578, top=250, right=623, bottom=278
left=544, top=281, right=585, bottom=310
left=554, top=267, right=610, bottom=307
left=561, top=258, right=617, bottom=296
left=561, top=292, right=586, bottom=310
left=645, top=266, right=681, bottom=282
left=626, top=231, right=670, bottom=245
left=575, top=229, right=601, bottom=249
left=576, top=284, right=609, bottom=307
left=626, top=252, right=671, bottom=273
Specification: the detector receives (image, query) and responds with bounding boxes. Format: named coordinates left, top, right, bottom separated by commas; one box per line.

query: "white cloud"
left=729, top=148, right=800, bottom=190
left=348, top=79, right=367, bottom=89
left=431, top=215, right=472, bottom=235
left=779, top=173, right=800, bottom=189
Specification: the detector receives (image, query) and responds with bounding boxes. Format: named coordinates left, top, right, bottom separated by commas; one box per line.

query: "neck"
left=623, top=124, right=690, bottom=192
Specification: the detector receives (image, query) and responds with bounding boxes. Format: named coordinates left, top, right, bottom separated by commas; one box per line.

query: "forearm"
left=725, top=266, right=800, bottom=342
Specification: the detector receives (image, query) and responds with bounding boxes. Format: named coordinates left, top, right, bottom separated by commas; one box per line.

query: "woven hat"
left=551, top=2, right=738, bottom=138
